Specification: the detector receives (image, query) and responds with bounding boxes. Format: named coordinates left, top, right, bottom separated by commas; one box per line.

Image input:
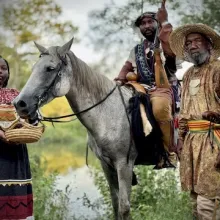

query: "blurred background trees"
left=0, top=0, right=218, bottom=219
left=0, top=0, right=78, bottom=89
left=87, top=0, right=218, bottom=75
left=181, top=0, right=220, bottom=32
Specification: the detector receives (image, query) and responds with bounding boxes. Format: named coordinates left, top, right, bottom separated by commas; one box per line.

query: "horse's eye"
left=47, top=66, right=55, bottom=72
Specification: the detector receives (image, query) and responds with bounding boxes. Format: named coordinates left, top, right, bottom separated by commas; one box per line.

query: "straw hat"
left=169, top=23, right=220, bottom=59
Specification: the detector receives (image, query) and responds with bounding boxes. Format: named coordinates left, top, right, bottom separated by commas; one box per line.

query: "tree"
left=181, top=0, right=220, bottom=32
left=0, top=0, right=78, bottom=89
left=87, top=0, right=182, bottom=76
left=87, top=0, right=218, bottom=76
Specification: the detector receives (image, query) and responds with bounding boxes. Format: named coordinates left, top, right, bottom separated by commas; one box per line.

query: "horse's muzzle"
left=13, top=98, right=38, bottom=120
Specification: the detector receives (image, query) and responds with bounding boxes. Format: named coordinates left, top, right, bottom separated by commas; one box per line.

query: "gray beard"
left=187, top=51, right=210, bottom=66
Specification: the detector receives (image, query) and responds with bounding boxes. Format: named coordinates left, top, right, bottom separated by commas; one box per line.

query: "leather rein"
left=37, top=53, right=117, bottom=123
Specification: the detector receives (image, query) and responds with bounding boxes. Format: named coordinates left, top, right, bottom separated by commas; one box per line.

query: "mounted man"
left=115, top=0, right=179, bottom=167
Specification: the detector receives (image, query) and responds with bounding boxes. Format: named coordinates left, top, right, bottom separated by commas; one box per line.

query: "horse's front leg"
left=100, top=161, right=120, bottom=220
left=116, top=159, right=134, bottom=220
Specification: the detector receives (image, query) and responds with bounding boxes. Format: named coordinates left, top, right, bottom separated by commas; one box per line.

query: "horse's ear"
left=34, top=42, right=47, bottom=53
left=58, top=38, right=74, bottom=56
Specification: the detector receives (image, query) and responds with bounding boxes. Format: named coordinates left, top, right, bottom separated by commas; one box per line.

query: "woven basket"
left=5, top=119, right=45, bottom=144
left=0, top=105, right=17, bottom=121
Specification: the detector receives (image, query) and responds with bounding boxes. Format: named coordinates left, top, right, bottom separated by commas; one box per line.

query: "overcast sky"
left=54, top=0, right=195, bottom=78
left=0, top=0, right=196, bottom=78
left=54, top=0, right=128, bottom=65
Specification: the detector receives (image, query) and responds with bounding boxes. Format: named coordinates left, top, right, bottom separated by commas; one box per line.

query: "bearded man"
left=115, top=1, right=179, bottom=167
left=170, top=23, right=220, bottom=220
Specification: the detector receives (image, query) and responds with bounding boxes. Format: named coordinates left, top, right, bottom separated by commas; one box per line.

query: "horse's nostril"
left=17, top=100, right=27, bottom=108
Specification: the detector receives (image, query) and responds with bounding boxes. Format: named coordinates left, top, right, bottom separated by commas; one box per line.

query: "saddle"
left=125, top=80, right=170, bottom=167
left=126, top=81, right=152, bottom=137
left=126, top=81, right=146, bottom=94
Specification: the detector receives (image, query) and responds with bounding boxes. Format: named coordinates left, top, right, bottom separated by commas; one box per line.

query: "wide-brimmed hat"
left=169, top=23, right=220, bottom=59
left=134, top=12, right=156, bottom=27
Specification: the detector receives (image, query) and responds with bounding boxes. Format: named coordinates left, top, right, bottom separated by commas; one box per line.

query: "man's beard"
left=142, top=29, right=156, bottom=42
left=187, top=50, right=210, bottom=66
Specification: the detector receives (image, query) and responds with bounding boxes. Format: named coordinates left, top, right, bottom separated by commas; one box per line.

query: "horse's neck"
left=66, top=53, right=115, bottom=115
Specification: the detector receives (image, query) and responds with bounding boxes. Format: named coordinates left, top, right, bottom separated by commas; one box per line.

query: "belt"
left=188, top=120, right=220, bottom=146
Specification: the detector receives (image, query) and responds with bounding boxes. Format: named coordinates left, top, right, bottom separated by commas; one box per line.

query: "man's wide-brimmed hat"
left=134, top=12, right=156, bottom=27
left=169, top=23, right=220, bottom=59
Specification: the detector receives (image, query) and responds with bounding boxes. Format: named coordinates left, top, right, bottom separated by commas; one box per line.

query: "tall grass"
left=28, top=119, right=88, bottom=219
left=93, top=166, right=192, bottom=220
left=28, top=116, right=192, bottom=220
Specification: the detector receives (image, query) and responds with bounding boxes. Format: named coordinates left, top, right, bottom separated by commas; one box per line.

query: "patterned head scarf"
left=134, top=12, right=156, bottom=27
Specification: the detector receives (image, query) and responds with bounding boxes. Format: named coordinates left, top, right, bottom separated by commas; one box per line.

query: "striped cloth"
left=188, top=120, right=220, bottom=146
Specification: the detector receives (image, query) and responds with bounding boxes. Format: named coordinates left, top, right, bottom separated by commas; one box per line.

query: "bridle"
left=35, top=51, right=131, bottom=165
left=39, top=84, right=117, bottom=123
left=36, top=52, right=117, bottom=123
left=37, top=52, right=67, bottom=107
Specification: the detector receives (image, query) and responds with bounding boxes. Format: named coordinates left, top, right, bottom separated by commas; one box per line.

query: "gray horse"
left=14, top=38, right=138, bottom=220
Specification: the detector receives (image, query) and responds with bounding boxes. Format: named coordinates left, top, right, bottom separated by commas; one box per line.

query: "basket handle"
left=2, top=117, right=21, bottom=131
left=21, top=121, right=45, bottom=132
left=4, top=117, right=45, bottom=133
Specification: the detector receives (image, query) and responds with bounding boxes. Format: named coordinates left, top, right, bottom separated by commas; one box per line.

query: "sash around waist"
left=187, top=120, right=220, bottom=146
left=188, top=120, right=220, bottom=132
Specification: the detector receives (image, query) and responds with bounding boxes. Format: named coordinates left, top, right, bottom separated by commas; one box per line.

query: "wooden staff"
left=154, top=0, right=170, bottom=89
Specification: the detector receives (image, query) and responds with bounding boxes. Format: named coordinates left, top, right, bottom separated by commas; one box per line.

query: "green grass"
left=28, top=120, right=192, bottom=220
left=93, top=166, right=192, bottom=220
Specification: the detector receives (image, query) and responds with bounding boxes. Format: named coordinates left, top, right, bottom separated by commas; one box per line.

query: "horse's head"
left=14, top=38, right=74, bottom=119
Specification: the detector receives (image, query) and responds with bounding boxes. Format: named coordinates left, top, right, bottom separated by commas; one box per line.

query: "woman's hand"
left=0, top=130, right=14, bottom=144
left=0, top=130, right=7, bottom=142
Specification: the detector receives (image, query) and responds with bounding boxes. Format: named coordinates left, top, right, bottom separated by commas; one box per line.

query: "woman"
left=0, top=56, right=33, bottom=220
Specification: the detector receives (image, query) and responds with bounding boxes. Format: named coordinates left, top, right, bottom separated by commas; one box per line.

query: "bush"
left=30, top=154, right=73, bottom=220
left=93, top=165, right=192, bottom=220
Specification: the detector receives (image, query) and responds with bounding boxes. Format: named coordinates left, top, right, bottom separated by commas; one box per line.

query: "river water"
left=56, top=165, right=103, bottom=219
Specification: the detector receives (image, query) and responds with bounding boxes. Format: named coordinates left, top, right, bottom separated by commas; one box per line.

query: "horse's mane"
left=67, top=50, right=115, bottom=100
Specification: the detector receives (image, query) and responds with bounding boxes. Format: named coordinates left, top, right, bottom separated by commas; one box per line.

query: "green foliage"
left=28, top=116, right=90, bottom=219
left=87, top=0, right=220, bottom=75
left=1, top=0, right=78, bottom=45
left=87, top=0, right=146, bottom=74
left=28, top=118, right=102, bottom=219
left=80, top=193, right=106, bottom=220
left=0, top=0, right=78, bottom=89
left=130, top=166, right=192, bottom=220
left=93, top=166, right=192, bottom=220
left=30, top=154, right=72, bottom=220
left=38, top=120, right=87, bottom=146
left=181, top=0, right=220, bottom=32
left=29, top=104, right=192, bottom=219
left=28, top=119, right=97, bottom=173
left=92, top=167, right=113, bottom=219
left=87, top=0, right=184, bottom=75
